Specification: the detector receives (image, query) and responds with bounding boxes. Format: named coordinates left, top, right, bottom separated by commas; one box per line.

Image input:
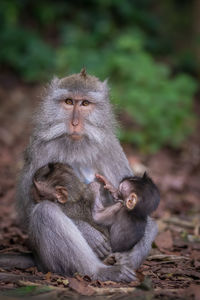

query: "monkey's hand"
left=95, top=174, right=119, bottom=200
left=105, top=252, right=131, bottom=268
left=89, top=181, right=101, bottom=195
left=74, top=220, right=111, bottom=259
left=88, top=231, right=112, bottom=259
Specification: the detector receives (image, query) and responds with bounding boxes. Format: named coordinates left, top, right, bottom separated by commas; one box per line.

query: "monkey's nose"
left=72, top=119, right=79, bottom=126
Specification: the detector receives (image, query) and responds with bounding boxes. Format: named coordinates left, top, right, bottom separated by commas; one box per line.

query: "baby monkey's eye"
left=82, top=100, right=90, bottom=106
left=65, top=98, right=73, bottom=105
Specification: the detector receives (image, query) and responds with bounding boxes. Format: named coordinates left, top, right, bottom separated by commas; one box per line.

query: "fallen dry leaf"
left=155, top=230, right=173, bottom=249
left=68, top=277, right=95, bottom=296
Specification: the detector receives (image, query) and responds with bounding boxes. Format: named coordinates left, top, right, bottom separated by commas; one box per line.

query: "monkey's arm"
left=95, top=174, right=119, bottom=200
left=90, top=181, right=123, bottom=226
left=92, top=202, right=123, bottom=226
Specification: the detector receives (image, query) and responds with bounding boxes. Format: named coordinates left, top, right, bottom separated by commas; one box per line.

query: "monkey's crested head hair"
left=58, top=68, right=104, bottom=93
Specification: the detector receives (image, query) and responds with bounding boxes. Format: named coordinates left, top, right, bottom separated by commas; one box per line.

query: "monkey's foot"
left=125, top=193, right=138, bottom=210
left=111, top=252, right=131, bottom=268
left=103, top=254, right=116, bottom=265
left=96, top=265, right=136, bottom=282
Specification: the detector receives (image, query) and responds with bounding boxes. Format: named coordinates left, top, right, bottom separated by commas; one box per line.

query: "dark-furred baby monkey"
left=91, top=173, right=160, bottom=252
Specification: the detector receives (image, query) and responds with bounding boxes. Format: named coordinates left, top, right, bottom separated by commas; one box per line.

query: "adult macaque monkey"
left=17, top=69, right=158, bottom=281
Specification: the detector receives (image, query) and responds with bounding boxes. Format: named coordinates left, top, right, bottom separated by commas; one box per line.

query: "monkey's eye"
left=82, top=100, right=90, bottom=106
left=65, top=98, right=73, bottom=105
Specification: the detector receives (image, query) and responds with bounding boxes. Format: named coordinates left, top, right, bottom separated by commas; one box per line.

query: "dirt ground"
left=0, top=79, right=199, bottom=299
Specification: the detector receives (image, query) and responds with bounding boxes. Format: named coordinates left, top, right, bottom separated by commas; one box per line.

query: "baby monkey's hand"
left=95, top=174, right=119, bottom=200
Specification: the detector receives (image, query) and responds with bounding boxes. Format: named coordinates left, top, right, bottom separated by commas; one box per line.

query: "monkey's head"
left=118, top=173, right=152, bottom=210
left=39, top=69, right=116, bottom=144
left=118, top=179, right=138, bottom=210
left=32, top=163, right=83, bottom=204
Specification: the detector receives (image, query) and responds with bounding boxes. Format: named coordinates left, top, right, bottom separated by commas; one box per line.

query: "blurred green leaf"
left=0, top=0, right=197, bottom=152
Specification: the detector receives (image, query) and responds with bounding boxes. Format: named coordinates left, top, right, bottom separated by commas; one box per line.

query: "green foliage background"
left=0, top=0, right=198, bottom=152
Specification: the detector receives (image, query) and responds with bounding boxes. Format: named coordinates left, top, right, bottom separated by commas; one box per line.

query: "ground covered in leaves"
left=0, top=79, right=199, bottom=299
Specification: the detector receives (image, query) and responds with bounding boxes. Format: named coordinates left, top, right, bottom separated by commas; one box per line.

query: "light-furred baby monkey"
left=32, top=162, right=104, bottom=230
left=91, top=173, right=160, bottom=253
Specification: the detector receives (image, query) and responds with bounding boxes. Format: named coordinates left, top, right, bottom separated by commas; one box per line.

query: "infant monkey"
left=92, top=173, right=160, bottom=252
left=31, top=163, right=97, bottom=225
left=32, top=162, right=86, bottom=205
left=31, top=163, right=105, bottom=231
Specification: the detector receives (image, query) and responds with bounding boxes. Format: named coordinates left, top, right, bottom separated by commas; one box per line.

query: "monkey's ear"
left=102, top=79, right=109, bottom=96
left=45, top=76, right=59, bottom=97
left=103, top=79, right=109, bottom=87
left=125, top=193, right=138, bottom=210
left=55, top=186, right=68, bottom=204
left=50, top=76, right=59, bottom=89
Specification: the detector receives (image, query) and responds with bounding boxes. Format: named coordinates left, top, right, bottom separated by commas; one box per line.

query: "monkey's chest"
left=71, top=162, right=95, bottom=184
left=61, top=201, right=108, bottom=236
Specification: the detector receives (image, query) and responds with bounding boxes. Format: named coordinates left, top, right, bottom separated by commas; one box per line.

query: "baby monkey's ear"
left=55, top=186, right=68, bottom=204
left=125, top=193, right=138, bottom=210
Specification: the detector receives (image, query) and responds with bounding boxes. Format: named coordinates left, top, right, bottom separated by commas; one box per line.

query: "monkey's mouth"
left=70, top=133, right=83, bottom=140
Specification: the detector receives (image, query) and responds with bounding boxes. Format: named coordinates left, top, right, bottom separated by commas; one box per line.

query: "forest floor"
left=0, top=79, right=199, bottom=300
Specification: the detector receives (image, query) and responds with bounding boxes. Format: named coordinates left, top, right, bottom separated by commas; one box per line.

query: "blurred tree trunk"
left=193, top=0, right=200, bottom=72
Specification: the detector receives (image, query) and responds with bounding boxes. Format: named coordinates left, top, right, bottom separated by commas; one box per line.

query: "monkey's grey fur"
left=17, top=72, right=158, bottom=282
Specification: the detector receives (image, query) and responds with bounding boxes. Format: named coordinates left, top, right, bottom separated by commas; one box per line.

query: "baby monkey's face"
left=119, top=180, right=138, bottom=210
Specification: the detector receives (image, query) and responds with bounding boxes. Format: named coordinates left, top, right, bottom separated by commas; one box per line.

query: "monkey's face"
left=119, top=180, right=138, bottom=210
left=62, top=94, right=95, bottom=140
left=119, top=180, right=133, bottom=198
left=42, top=71, right=115, bottom=144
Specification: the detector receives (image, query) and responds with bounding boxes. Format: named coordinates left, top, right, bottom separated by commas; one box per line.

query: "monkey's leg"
left=113, top=217, right=158, bottom=270
left=129, top=217, right=158, bottom=269
left=0, top=253, right=35, bottom=270
left=29, top=201, right=136, bottom=282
